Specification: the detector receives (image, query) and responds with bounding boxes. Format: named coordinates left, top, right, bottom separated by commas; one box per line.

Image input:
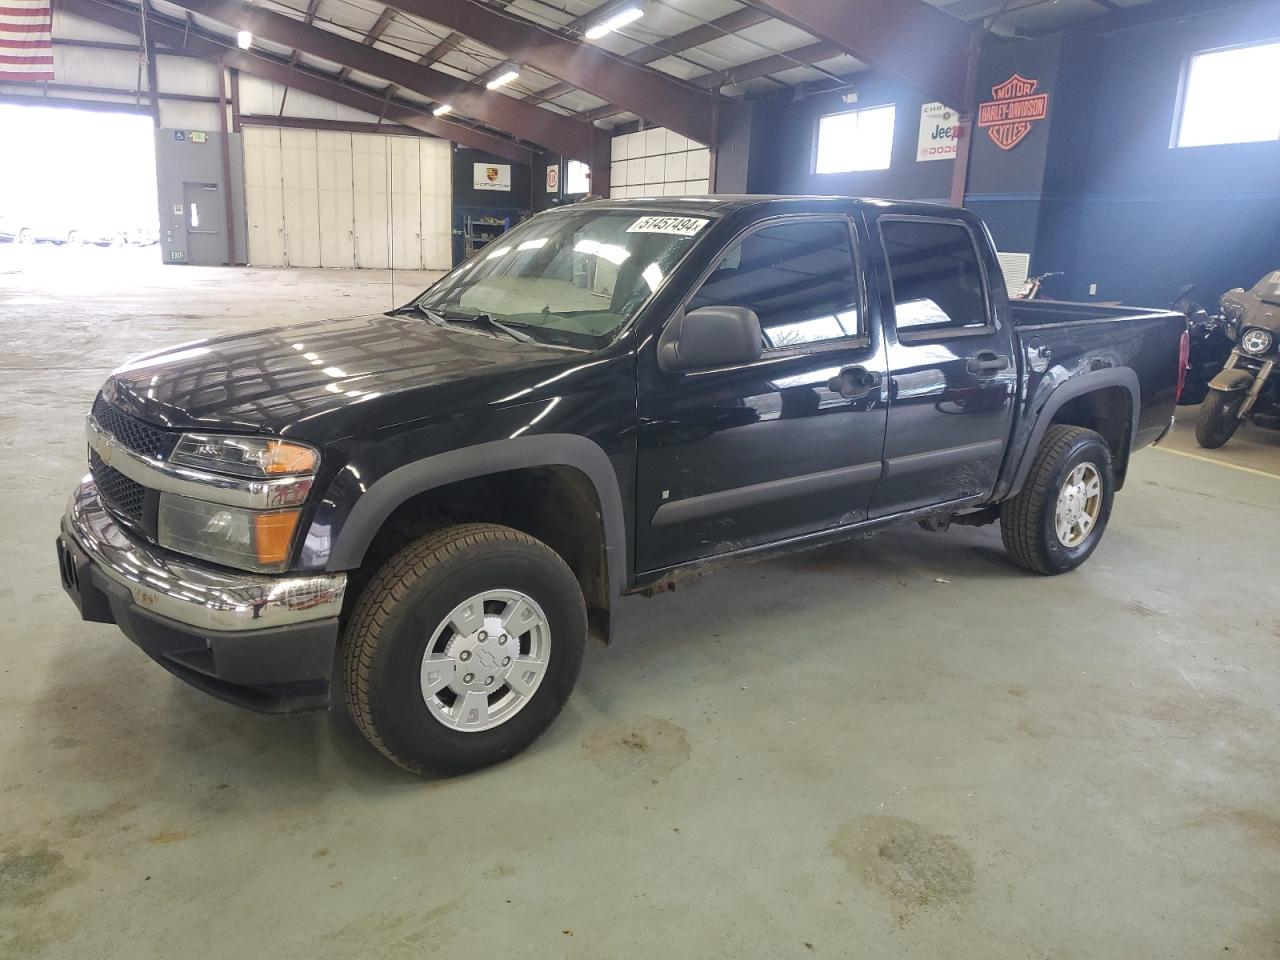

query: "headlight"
left=170, top=434, right=319, bottom=478
left=158, top=494, right=302, bottom=572
left=161, top=433, right=320, bottom=572
left=1241, top=328, right=1274, bottom=356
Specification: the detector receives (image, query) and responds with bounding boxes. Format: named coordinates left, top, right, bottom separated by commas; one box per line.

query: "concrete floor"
left=2, top=244, right=1279, bottom=959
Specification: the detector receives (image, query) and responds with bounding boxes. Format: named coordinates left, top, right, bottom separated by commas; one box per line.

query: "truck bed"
left=1010, top=299, right=1176, bottom=328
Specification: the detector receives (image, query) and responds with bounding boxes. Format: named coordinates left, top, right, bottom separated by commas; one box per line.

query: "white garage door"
left=243, top=125, right=452, bottom=270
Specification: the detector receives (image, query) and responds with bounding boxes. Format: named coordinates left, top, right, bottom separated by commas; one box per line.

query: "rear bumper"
left=57, top=479, right=347, bottom=713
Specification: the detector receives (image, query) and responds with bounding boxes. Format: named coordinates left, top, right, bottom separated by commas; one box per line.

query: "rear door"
left=869, top=214, right=1017, bottom=516
left=635, top=214, right=888, bottom=572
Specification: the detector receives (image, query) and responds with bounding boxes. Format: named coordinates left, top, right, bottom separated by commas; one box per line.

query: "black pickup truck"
left=57, top=197, right=1188, bottom=775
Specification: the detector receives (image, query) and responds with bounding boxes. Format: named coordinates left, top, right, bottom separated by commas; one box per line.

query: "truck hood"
left=102, top=313, right=576, bottom=435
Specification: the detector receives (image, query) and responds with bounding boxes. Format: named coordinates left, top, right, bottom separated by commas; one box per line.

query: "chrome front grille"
left=88, top=448, right=147, bottom=525
left=90, top=394, right=179, bottom=460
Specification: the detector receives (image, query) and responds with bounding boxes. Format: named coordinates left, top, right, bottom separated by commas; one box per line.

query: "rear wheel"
left=341, top=523, right=586, bottom=776
left=1001, top=425, right=1115, bottom=575
left=1195, top=390, right=1244, bottom=449
left=17, top=228, right=33, bottom=245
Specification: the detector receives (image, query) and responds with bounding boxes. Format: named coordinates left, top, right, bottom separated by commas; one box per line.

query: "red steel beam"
left=59, top=0, right=534, bottom=164
left=526, top=7, right=776, bottom=110
left=381, top=0, right=719, bottom=143
left=749, top=0, right=975, bottom=108
left=158, top=0, right=596, bottom=158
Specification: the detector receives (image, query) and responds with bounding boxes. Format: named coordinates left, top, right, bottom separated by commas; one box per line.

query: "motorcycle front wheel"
left=1195, top=390, right=1245, bottom=449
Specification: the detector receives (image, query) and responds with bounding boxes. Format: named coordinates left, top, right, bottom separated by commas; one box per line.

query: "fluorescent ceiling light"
left=432, top=103, right=452, bottom=117
left=584, top=6, right=642, bottom=40
left=486, top=70, right=519, bottom=90
left=236, top=30, right=252, bottom=49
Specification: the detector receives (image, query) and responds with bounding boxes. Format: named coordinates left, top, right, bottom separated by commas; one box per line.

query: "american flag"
left=1, top=0, right=55, bottom=81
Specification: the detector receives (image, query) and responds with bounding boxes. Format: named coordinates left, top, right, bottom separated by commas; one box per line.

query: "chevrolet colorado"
left=56, top=197, right=1188, bottom=775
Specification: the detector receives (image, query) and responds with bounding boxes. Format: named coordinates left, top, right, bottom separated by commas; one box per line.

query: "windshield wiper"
left=396, top=302, right=448, bottom=325
left=440, top=310, right=538, bottom=344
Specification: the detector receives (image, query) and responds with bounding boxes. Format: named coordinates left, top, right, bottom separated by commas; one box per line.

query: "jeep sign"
left=917, top=101, right=965, bottom=162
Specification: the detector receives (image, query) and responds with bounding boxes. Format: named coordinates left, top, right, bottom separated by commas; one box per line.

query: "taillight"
left=1175, top=329, right=1190, bottom=403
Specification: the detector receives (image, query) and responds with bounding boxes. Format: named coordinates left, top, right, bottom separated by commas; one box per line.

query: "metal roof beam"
left=521, top=7, right=775, bottom=109
left=59, top=0, right=534, bottom=163
left=749, top=0, right=976, bottom=108
left=380, top=0, right=719, bottom=142
left=157, top=0, right=598, bottom=157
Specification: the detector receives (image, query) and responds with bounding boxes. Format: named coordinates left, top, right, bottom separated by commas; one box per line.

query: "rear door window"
left=880, top=218, right=990, bottom=337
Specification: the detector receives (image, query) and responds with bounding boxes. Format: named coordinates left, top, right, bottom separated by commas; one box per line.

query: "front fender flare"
left=1003, top=367, right=1141, bottom=500
left=325, top=434, right=628, bottom=601
left=1207, top=368, right=1254, bottom=393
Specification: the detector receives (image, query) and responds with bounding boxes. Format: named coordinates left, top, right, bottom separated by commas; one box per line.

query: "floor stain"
left=0, top=841, right=75, bottom=908
left=830, top=816, right=974, bottom=919
left=1127, top=599, right=1164, bottom=618
left=1017, top=716, right=1058, bottom=739
left=581, top=717, right=691, bottom=779
left=483, top=863, right=514, bottom=879
left=147, top=830, right=194, bottom=845
left=1187, top=808, right=1280, bottom=847
left=1006, top=686, right=1027, bottom=698
left=310, top=897, right=463, bottom=959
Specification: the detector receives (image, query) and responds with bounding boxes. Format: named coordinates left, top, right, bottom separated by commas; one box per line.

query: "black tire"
left=1000, top=425, right=1115, bottom=575
left=341, top=523, right=586, bottom=776
left=1195, top=390, right=1243, bottom=449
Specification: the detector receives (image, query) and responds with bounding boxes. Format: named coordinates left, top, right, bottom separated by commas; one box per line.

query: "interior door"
left=280, top=128, right=321, bottom=268
left=636, top=216, right=888, bottom=573
left=183, top=181, right=223, bottom=266
left=870, top=215, right=1018, bottom=517
left=317, top=130, right=356, bottom=268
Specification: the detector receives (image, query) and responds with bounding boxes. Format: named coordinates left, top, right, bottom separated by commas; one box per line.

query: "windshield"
left=415, top=209, right=714, bottom=347
left=1253, top=270, right=1280, bottom=305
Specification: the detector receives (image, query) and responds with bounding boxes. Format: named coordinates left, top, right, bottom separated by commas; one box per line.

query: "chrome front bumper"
left=62, top=478, right=345, bottom=632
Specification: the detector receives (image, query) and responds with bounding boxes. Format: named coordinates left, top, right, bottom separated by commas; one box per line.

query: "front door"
left=636, top=215, right=888, bottom=573
left=869, top=215, right=1018, bottom=516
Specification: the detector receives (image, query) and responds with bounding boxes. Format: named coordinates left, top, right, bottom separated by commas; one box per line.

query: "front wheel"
left=1195, top=390, right=1244, bottom=449
left=1001, top=425, right=1115, bottom=575
left=341, top=523, right=586, bottom=776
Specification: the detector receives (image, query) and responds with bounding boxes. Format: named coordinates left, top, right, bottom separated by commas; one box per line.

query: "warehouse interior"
left=2, top=0, right=1278, bottom=956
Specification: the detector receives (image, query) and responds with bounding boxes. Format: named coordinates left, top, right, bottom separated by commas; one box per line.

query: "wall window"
left=1175, top=40, right=1280, bottom=148
left=814, top=104, right=895, bottom=174
left=565, top=159, right=591, bottom=195
left=688, top=219, right=861, bottom=349
left=880, top=219, right=988, bottom=335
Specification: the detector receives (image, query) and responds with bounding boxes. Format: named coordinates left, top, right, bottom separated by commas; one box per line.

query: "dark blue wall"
left=770, top=73, right=954, bottom=202
left=1035, top=2, right=1280, bottom=306
left=760, top=0, right=1279, bottom=308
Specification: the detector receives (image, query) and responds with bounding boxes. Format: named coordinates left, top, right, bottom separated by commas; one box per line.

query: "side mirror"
left=657, top=305, right=763, bottom=372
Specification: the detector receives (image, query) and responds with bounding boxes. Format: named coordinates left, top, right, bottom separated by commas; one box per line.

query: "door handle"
left=828, top=365, right=883, bottom=399
left=967, top=352, right=1011, bottom=377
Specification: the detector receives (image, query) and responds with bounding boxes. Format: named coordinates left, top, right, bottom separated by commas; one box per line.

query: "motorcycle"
left=1172, top=283, right=1234, bottom=406
left=1196, top=270, right=1280, bottom=448
left=1016, top=271, right=1063, bottom=300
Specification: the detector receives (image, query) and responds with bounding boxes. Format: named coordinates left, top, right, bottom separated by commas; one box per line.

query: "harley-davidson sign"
left=977, top=74, right=1049, bottom=151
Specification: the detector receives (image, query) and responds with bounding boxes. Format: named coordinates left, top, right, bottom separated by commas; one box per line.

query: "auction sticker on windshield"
left=627, top=216, right=709, bottom=236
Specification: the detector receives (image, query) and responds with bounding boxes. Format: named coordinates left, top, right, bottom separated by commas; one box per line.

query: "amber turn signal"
left=254, top=510, right=302, bottom=565
left=264, top=440, right=320, bottom=475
